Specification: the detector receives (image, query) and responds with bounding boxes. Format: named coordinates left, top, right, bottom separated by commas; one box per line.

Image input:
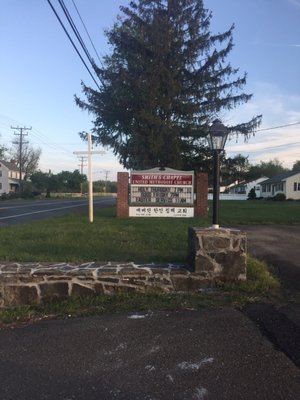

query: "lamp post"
left=208, top=119, right=228, bottom=229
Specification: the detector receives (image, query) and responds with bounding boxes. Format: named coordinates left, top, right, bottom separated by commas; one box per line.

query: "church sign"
left=129, top=168, right=194, bottom=217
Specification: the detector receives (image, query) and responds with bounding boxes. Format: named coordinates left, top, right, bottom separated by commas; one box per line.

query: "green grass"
left=219, top=200, right=300, bottom=224
left=0, top=201, right=299, bottom=263
left=0, top=206, right=209, bottom=263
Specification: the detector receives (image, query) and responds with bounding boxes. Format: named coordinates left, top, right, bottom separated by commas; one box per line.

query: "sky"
left=0, top=0, right=299, bottom=181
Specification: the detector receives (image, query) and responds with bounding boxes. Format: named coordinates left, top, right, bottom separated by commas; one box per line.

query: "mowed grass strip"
left=219, top=199, right=300, bottom=224
left=0, top=200, right=300, bottom=263
left=0, top=206, right=208, bottom=263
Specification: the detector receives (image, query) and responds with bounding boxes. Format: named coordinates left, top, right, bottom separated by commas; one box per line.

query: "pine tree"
left=76, top=0, right=262, bottom=170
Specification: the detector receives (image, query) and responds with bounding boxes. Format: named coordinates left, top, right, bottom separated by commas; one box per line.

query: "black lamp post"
left=208, top=119, right=228, bottom=229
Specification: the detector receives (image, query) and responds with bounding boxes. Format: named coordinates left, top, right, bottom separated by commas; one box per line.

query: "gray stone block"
left=3, top=285, right=39, bottom=307
left=39, top=282, right=69, bottom=302
left=188, top=227, right=247, bottom=281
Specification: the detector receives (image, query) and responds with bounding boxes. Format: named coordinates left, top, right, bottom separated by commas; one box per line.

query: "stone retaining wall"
left=188, top=227, right=247, bottom=281
left=0, top=230, right=247, bottom=308
left=0, top=262, right=215, bottom=308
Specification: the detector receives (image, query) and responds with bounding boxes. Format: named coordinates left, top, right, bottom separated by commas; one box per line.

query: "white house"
left=228, top=177, right=269, bottom=198
left=260, top=171, right=300, bottom=200
left=0, top=160, right=25, bottom=195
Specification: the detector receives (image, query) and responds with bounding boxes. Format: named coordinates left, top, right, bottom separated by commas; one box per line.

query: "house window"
left=294, top=182, right=300, bottom=191
left=276, top=182, right=283, bottom=191
left=298, top=183, right=300, bottom=191
left=0, top=170, right=2, bottom=177
left=0, top=183, right=2, bottom=190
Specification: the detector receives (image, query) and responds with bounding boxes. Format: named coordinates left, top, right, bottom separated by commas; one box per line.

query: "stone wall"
left=0, top=229, right=247, bottom=308
left=0, top=262, right=215, bottom=308
left=188, top=228, right=247, bottom=281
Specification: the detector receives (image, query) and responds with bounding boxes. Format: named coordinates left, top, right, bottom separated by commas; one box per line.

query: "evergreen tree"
left=247, top=187, right=256, bottom=200
left=76, top=0, right=262, bottom=170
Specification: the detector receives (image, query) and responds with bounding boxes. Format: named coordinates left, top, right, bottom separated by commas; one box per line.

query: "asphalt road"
left=0, top=197, right=116, bottom=226
left=1, top=309, right=300, bottom=400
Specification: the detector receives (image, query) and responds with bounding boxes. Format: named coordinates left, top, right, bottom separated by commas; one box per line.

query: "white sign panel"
left=129, top=206, right=194, bottom=218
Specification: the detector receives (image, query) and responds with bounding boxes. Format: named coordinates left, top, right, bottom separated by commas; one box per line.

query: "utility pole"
left=73, top=133, right=105, bottom=223
left=101, top=169, right=110, bottom=193
left=11, top=125, right=31, bottom=193
left=77, top=156, right=87, bottom=195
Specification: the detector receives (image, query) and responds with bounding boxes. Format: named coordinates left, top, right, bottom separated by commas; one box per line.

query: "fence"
left=208, top=193, right=247, bottom=201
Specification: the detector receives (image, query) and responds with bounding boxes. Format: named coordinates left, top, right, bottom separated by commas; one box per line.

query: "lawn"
left=219, top=200, right=300, bottom=224
left=1, top=201, right=287, bottom=325
left=0, top=200, right=299, bottom=263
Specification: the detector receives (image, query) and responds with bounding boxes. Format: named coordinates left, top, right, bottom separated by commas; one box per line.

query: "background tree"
left=246, top=158, right=288, bottom=181
left=30, top=171, right=57, bottom=197
left=10, top=142, right=41, bottom=180
left=292, top=160, right=300, bottom=171
left=0, top=137, right=8, bottom=160
left=221, top=154, right=250, bottom=185
left=76, top=0, right=261, bottom=170
left=31, top=170, right=87, bottom=196
left=56, top=170, right=86, bottom=193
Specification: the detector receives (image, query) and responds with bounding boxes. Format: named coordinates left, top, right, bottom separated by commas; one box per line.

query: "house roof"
left=260, top=170, right=300, bottom=185
left=228, top=177, right=269, bottom=189
left=0, top=160, right=20, bottom=172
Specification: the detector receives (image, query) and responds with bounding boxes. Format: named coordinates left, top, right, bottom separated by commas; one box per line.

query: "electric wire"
left=256, top=121, right=300, bottom=132
left=57, top=0, right=106, bottom=87
left=71, top=0, right=102, bottom=65
left=46, top=0, right=101, bottom=90
left=58, top=0, right=96, bottom=71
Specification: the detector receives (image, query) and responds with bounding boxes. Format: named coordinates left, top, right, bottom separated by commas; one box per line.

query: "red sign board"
left=131, top=173, right=193, bottom=186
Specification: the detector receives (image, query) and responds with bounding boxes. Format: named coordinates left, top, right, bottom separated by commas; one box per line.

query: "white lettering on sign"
left=131, top=173, right=193, bottom=186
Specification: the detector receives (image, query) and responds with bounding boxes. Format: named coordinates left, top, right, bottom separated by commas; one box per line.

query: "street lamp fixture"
left=208, top=119, right=229, bottom=229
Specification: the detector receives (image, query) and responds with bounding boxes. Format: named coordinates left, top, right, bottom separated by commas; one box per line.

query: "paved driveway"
left=237, top=224, right=300, bottom=292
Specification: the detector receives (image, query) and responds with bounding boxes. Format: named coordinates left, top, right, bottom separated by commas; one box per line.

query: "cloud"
left=287, top=0, right=300, bottom=9
left=225, top=82, right=300, bottom=167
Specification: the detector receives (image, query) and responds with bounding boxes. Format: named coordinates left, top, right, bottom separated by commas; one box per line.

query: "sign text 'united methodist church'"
left=129, top=168, right=194, bottom=217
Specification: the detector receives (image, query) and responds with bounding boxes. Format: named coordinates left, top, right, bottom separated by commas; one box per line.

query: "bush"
left=247, top=188, right=257, bottom=200
left=273, top=192, right=286, bottom=201
left=1, top=192, right=20, bottom=200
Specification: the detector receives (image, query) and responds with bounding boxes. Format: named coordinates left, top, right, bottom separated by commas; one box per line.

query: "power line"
left=57, top=0, right=106, bottom=87
left=58, top=0, right=97, bottom=71
left=46, top=0, right=101, bottom=90
left=256, top=121, right=300, bottom=132
left=71, top=0, right=102, bottom=65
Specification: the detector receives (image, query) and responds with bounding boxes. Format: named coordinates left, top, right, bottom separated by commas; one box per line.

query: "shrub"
left=247, top=188, right=256, bottom=200
left=273, top=192, right=286, bottom=201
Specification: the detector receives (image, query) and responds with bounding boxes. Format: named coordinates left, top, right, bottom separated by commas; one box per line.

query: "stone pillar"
left=117, top=172, right=129, bottom=217
left=188, top=227, right=247, bottom=281
left=195, top=172, right=208, bottom=217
